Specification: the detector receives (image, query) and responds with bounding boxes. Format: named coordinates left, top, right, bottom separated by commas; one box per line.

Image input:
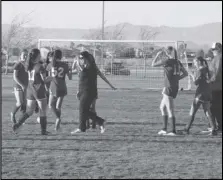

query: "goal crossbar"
left=38, top=39, right=182, bottom=43
left=38, top=39, right=185, bottom=49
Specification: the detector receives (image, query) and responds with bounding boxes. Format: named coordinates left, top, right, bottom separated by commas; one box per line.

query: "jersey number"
left=52, top=67, right=64, bottom=78
left=173, top=64, right=181, bottom=75
left=28, top=70, right=35, bottom=81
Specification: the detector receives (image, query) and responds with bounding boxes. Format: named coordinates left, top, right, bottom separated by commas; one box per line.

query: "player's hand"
left=206, top=79, right=212, bottom=84
left=45, top=76, right=53, bottom=83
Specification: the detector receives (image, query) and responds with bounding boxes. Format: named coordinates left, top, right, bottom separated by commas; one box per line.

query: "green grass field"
left=2, top=74, right=222, bottom=179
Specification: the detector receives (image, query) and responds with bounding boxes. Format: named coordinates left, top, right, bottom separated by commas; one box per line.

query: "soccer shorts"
left=162, top=87, right=178, bottom=99
left=49, top=87, right=67, bottom=97
left=27, top=85, right=46, bottom=100
left=195, top=93, right=212, bottom=103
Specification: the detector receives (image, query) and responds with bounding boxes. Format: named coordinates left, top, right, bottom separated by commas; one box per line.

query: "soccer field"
left=2, top=74, right=222, bottom=179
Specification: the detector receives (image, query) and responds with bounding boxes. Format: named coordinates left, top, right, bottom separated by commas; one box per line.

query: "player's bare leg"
left=158, top=95, right=168, bottom=135
left=49, top=94, right=60, bottom=131
left=55, top=96, right=64, bottom=131
left=20, top=89, right=27, bottom=114
left=202, top=102, right=217, bottom=136
left=37, top=98, right=49, bottom=135
left=184, top=99, right=201, bottom=134
left=13, top=99, right=36, bottom=133
left=165, top=95, right=176, bottom=136
left=11, top=89, right=24, bottom=124
left=90, top=99, right=97, bottom=129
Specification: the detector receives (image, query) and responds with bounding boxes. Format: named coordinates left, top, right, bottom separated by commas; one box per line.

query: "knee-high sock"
left=162, top=115, right=168, bottom=131
left=17, top=113, right=30, bottom=126
left=170, top=116, right=176, bottom=133
left=40, top=116, right=47, bottom=132
left=185, top=115, right=195, bottom=131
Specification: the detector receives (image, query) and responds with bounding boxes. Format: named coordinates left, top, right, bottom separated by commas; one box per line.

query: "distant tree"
left=2, top=11, right=36, bottom=74
left=139, top=27, right=159, bottom=59
left=139, top=27, right=159, bottom=77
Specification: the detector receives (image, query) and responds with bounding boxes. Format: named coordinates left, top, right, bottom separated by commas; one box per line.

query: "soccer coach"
left=209, top=42, right=222, bottom=132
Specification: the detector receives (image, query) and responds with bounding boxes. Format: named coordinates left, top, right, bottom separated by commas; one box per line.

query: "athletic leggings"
left=210, top=90, right=222, bottom=130
left=79, top=91, right=104, bottom=132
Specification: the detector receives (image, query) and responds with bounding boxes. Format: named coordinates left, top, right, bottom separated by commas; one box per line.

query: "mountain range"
left=2, top=22, right=222, bottom=51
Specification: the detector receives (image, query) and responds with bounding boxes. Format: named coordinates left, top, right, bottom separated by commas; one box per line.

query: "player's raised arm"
left=96, top=65, right=116, bottom=90
left=178, top=61, right=188, bottom=80
left=72, top=58, right=78, bottom=74
left=151, top=50, right=165, bottom=67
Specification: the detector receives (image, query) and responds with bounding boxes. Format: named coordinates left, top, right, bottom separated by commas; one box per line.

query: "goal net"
left=38, top=39, right=192, bottom=90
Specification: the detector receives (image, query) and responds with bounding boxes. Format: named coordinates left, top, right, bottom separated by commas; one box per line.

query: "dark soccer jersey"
left=79, top=61, right=97, bottom=95
left=28, top=63, right=45, bottom=89
left=163, top=59, right=183, bottom=88
left=47, top=61, right=69, bottom=91
left=42, top=62, right=51, bottom=88
left=194, top=67, right=212, bottom=99
left=13, top=61, right=28, bottom=88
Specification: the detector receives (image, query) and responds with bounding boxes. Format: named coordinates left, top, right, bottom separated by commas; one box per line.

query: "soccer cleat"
left=207, top=127, right=212, bottom=131
left=158, top=130, right=167, bottom=135
left=55, top=119, right=61, bottom=132
left=208, top=130, right=218, bottom=136
left=201, top=128, right=213, bottom=133
left=10, top=112, right=16, bottom=124
left=70, top=129, right=82, bottom=135
left=99, top=120, right=106, bottom=134
left=37, top=117, right=40, bottom=124
left=166, top=132, right=177, bottom=136
left=41, top=131, right=51, bottom=135
left=100, top=126, right=105, bottom=134
left=182, top=128, right=190, bottom=135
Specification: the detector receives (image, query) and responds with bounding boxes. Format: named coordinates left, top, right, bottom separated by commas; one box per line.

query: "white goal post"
left=37, top=39, right=192, bottom=90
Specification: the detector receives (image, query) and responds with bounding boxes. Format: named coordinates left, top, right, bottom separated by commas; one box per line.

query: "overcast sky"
left=2, top=1, right=222, bottom=29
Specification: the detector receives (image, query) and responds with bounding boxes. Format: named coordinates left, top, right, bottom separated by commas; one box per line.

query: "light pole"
left=101, top=1, right=105, bottom=68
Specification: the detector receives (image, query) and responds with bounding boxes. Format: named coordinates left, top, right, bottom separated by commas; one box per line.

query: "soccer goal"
left=37, top=39, right=192, bottom=90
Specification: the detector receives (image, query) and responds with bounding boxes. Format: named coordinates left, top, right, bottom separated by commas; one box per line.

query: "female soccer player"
left=13, top=48, right=52, bottom=135
left=72, top=52, right=116, bottom=129
left=152, top=46, right=188, bottom=136
left=71, top=51, right=110, bottom=134
left=11, top=49, right=29, bottom=124
left=183, top=51, right=217, bottom=136
left=36, top=51, right=53, bottom=121
left=47, top=49, right=72, bottom=131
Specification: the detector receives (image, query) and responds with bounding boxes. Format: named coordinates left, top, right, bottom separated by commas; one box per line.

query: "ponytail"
left=25, top=52, right=33, bottom=71
left=173, top=49, right=178, bottom=60
left=25, top=48, right=40, bottom=71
